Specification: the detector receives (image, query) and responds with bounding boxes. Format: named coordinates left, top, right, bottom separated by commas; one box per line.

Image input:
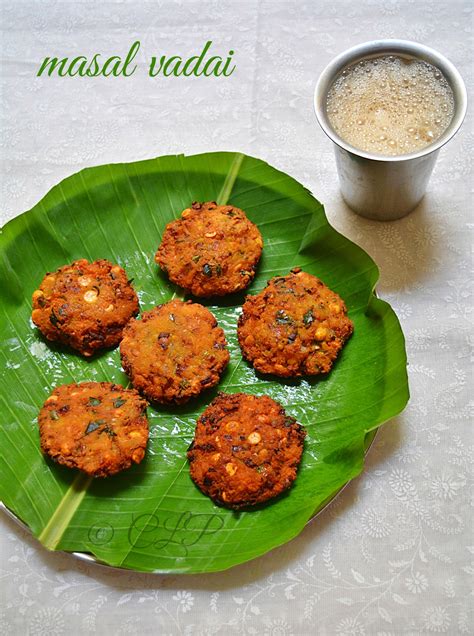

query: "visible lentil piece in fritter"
left=237, top=268, right=353, bottom=377
left=38, top=382, right=149, bottom=477
left=188, top=392, right=306, bottom=509
left=119, top=299, right=229, bottom=404
left=31, top=259, right=139, bottom=357
left=155, top=201, right=263, bottom=297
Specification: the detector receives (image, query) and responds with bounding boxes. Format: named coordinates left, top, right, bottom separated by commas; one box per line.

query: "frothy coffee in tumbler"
left=326, top=55, right=454, bottom=157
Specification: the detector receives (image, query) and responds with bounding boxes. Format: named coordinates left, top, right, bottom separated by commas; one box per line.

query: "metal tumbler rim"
left=314, top=39, right=467, bottom=164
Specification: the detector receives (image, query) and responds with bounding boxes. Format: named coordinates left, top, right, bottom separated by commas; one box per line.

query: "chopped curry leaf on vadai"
left=237, top=268, right=353, bottom=377
left=31, top=259, right=139, bottom=357
left=120, top=299, right=229, bottom=404
left=188, top=392, right=306, bottom=509
left=155, top=201, right=263, bottom=297
left=38, top=382, right=149, bottom=478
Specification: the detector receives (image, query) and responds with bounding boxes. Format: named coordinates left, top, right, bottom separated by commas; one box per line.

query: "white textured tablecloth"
left=1, top=1, right=473, bottom=634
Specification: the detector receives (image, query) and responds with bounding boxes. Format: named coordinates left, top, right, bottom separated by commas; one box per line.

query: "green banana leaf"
left=0, top=152, right=409, bottom=573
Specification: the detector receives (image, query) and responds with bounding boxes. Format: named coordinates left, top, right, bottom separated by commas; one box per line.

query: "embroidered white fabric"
left=1, top=1, right=472, bottom=634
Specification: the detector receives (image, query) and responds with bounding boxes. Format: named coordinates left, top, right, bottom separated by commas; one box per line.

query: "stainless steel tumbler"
left=314, top=40, right=467, bottom=221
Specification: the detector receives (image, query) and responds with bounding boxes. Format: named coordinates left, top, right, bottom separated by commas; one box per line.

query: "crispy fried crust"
left=120, top=300, right=230, bottom=404
left=31, top=259, right=139, bottom=357
left=38, top=382, right=149, bottom=477
left=155, top=201, right=263, bottom=297
left=188, top=392, right=306, bottom=509
left=237, top=268, right=353, bottom=377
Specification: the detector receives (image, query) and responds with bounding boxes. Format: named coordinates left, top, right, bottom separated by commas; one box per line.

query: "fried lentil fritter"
left=188, top=392, right=306, bottom=509
left=155, top=201, right=263, bottom=297
left=120, top=299, right=229, bottom=404
left=237, top=268, right=353, bottom=377
left=38, top=382, right=148, bottom=477
left=32, top=259, right=139, bottom=357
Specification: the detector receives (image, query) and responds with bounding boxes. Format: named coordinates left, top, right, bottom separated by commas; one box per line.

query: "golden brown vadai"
left=155, top=201, right=263, bottom=297
left=38, top=382, right=149, bottom=477
left=237, top=268, right=353, bottom=377
left=188, top=392, right=306, bottom=509
left=32, top=259, right=139, bottom=357
left=120, top=299, right=229, bottom=404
